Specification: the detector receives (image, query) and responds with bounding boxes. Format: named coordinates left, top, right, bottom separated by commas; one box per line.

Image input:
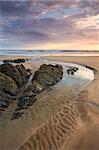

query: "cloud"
left=75, top=14, right=99, bottom=29
left=0, top=0, right=99, bottom=50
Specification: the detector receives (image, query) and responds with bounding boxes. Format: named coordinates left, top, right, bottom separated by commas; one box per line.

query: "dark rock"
left=16, top=64, right=30, bottom=84
left=32, top=64, right=63, bottom=92
left=26, top=97, right=37, bottom=106
left=11, top=111, right=24, bottom=120
left=3, top=58, right=26, bottom=64
left=0, top=72, right=18, bottom=95
left=71, top=70, right=74, bottom=75
left=16, top=95, right=37, bottom=110
left=0, top=63, right=63, bottom=119
left=17, top=97, right=27, bottom=110
left=0, top=64, right=23, bottom=87
left=13, top=59, right=25, bottom=63
left=67, top=69, right=70, bottom=74
left=3, top=60, right=11, bottom=64
left=0, top=100, right=9, bottom=109
left=72, top=67, right=78, bottom=72
left=67, top=67, right=78, bottom=75
left=26, top=68, right=31, bottom=73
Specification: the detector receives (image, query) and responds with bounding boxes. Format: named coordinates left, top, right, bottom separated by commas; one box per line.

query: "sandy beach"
left=0, top=55, right=99, bottom=150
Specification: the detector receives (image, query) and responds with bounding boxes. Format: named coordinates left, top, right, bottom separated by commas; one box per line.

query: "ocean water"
left=0, top=50, right=99, bottom=57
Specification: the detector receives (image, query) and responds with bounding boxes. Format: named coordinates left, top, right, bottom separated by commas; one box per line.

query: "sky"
left=0, top=0, right=99, bottom=50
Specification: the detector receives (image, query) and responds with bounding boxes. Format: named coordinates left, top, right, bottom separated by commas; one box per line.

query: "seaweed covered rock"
left=32, top=64, right=63, bottom=92
left=0, top=64, right=23, bottom=87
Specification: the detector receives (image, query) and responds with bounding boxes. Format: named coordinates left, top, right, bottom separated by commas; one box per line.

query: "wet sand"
left=42, top=56, right=99, bottom=68
left=43, top=55, right=99, bottom=150
left=43, top=56, right=99, bottom=104
left=0, top=55, right=99, bottom=150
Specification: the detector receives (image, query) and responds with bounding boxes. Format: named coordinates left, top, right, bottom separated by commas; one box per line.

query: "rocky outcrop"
left=3, top=58, right=28, bottom=64
left=0, top=64, right=31, bottom=87
left=0, top=72, right=18, bottom=110
left=0, top=64, right=23, bottom=87
left=32, top=64, right=63, bottom=92
left=0, top=72, right=18, bottom=95
left=0, top=63, right=63, bottom=120
left=16, top=64, right=30, bottom=84
left=0, top=64, right=31, bottom=111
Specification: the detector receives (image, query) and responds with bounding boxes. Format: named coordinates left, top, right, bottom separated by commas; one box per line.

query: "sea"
left=0, top=50, right=99, bottom=57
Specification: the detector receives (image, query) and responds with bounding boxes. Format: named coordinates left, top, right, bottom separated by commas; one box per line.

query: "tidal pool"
left=38, top=58, right=94, bottom=91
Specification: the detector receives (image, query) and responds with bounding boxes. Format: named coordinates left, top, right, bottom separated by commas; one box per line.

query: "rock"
left=67, top=69, right=70, bottom=74
left=3, top=58, right=26, bottom=64
left=16, top=64, right=30, bottom=84
left=71, top=70, right=74, bottom=75
left=16, top=95, right=37, bottom=111
left=0, top=100, right=9, bottom=109
left=11, top=112, right=24, bottom=120
left=26, top=68, right=31, bottom=73
left=0, top=72, right=18, bottom=110
left=32, top=64, right=63, bottom=91
left=0, top=63, right=35, bottom=116
left=32, top=81, right=44, bottom=92
left=67, top=67, right=78, bottom=75
left=0, top=64, right=23, bottom=87
left=0, top=72, right=18, bottom=95
left=72, top=67, right=78, bottom=72
left=26, top=97, right=37, bottom=106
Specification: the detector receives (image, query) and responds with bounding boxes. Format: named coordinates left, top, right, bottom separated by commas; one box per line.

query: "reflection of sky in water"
left=40, top=59, right=94, bottom=90
left=59, top=63, right=94, bottom=90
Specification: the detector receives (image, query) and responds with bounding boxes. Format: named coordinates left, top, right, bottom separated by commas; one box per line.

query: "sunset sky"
left=0, top=0, right=99, bottom=50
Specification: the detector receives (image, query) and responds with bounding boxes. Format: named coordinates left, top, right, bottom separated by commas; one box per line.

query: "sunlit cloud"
left=76, top=14, right=99, bottom=29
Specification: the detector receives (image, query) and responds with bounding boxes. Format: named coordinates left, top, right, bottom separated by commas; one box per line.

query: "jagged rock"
left=16, top=64, right=30, bottom=84
left=0, top=64, right=23, bottom=87
left=0, top=72, right=18, bottom=95
left=32, top=64, right=63, bottom=92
